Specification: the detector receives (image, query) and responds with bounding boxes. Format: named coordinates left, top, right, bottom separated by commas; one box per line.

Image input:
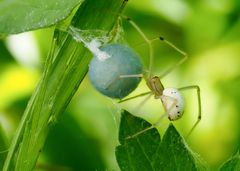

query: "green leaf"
left=219, top=152, right=240, bottom=171
left=3, top=0, right=127, bottom=170
left=0, top=0, right=83, bottom=34
left=117, top=110, right=161, bottom=171
left=154, top=124, right=198, bottom=170
left=116, top=110, right=207, bottom=171
left=0, top=124, right=8, bottom=170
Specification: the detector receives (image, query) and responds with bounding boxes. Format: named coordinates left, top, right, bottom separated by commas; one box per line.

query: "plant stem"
left=3, top=0, right=126, bottom=170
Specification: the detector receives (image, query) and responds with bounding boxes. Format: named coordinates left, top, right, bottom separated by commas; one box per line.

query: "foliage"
left=219, top=152, right=240, bottom=171
left=0, top=0, right=83, bottom=34
left=116, top=110, right=207, bottom=171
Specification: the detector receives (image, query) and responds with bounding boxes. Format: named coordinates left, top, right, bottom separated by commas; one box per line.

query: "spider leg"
left=155, top=37, right=188, bottom=79
left=178, top=85, right=201, bottom=137
left=125, top=113, right=168, bottom=140
left=121, top=16, right=154, bottom=77
left=125, top=95, right=178, bottom=140
left=118, top=91, right=152, bottom=103
left=160, top=95, right=178, bottom=117
left=103, top=73, right=143, bottom=90
left=132, top=93, right=153, bottom=115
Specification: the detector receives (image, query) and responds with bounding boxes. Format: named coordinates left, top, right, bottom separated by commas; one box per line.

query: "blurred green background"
left=0, top=0, right=240, bottom=170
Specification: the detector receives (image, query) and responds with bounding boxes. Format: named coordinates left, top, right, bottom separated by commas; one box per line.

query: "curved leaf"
left=219, top=152, right=240, bottom=171
left=0, top=0, right=83, bottom=34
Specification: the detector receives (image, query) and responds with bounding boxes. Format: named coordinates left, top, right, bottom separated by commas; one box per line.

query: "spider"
left=69, top=9, right=202, bottom=138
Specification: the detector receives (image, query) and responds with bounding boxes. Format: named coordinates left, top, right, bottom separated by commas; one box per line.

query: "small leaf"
left=116, top=110, right=207, bottom=171
left=116, top=110, right=161, bottom=171
left=154, top=124, right=198, bottom=170
left=0, top=0, right=83, bottom=34
left=219, top=152, right=240, bottom=171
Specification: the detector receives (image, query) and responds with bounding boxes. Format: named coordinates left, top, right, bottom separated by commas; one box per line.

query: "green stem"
left=3, top=0, right=126, bottom=170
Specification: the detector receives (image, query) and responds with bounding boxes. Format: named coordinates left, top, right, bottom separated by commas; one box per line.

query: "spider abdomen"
left=161, top=88, right=184, bottom=121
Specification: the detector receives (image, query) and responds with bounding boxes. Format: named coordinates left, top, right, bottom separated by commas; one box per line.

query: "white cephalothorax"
left=161, top=88, right=184, bottom=121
